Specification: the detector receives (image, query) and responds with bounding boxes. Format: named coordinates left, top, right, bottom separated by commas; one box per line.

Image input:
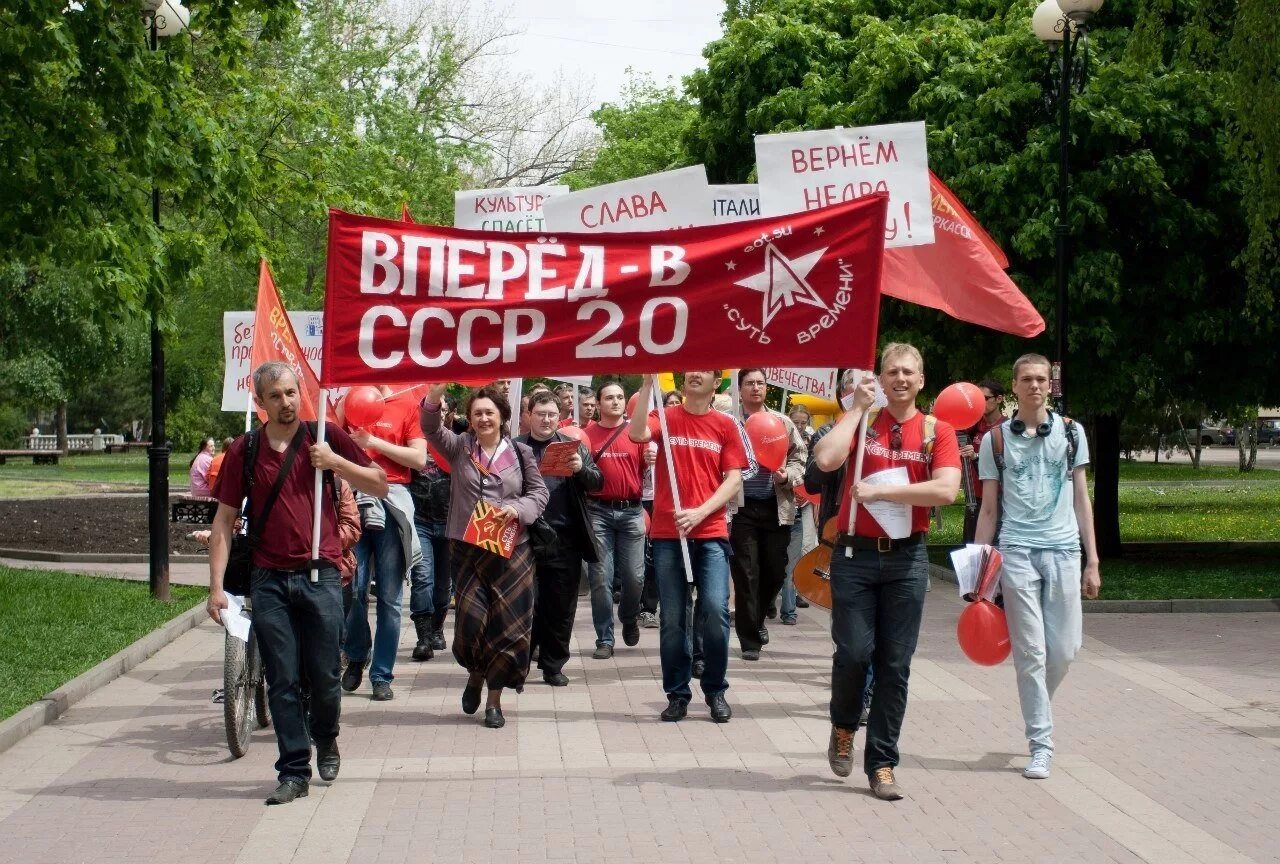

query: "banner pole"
left=844, top=411, right=870, bottom=558
left=508, top=378, right=522, bottom=438
left=244, top=402, right=252, bottom=434
left=652, top=374, right=694, bottom=583
left=779, top=385, right=790, bottom=414
left=572, top=388, right=580, bottom=426
left=310, top=387, right=328, bottom=583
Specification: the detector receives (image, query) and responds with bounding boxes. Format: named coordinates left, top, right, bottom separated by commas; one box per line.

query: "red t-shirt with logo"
left=584, top=420, right=643, bottom=501
left=646, top=406, right=749, bottom=540
left=836, top=410, right=960, bottom=537
left=359, top=393, right=424, bottom=485
left=216, top=424, right=373, bottom=571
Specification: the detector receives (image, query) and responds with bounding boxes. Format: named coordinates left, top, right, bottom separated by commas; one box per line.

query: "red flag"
left=882, top=172, right=1044, bottom=337
left=320, top=195, right=889, bottom=386
left=250, top=260, right=332, bottom=422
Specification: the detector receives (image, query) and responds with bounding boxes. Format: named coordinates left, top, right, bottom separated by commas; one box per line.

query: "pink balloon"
left=933, top=382, right=985, bottom=429
left=559, top=425, right=588, bottom=444
left=956, top=600, right=1011, bottom=666
left=344, top=386, right=385, bottom=429
left=745, top=412, right=788, bottom=473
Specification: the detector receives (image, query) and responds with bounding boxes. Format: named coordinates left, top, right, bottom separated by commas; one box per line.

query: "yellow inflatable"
left=786, top=393, right=840, bottom=415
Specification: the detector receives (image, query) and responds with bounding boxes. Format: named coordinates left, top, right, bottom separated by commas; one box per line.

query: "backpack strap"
left=240, top=429, right=260, bottom=521
left=1062, top=416, right=1079, bottom=474
left=991, top=422, right=1007, bottom=532
left=922, top=414, right=937, bottom=467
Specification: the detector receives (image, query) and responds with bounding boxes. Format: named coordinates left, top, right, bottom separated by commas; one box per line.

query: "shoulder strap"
left=922, top=414, right=937, bottom=462
left=248, top=425, right=307, bottom=543
left=513, top=438, right=527, bottom=496
left=992, top=423, right=1007, bottom=529
left=591, top=424, right=628, bottom=462
left=1062, top=416, right=1079, bottom=472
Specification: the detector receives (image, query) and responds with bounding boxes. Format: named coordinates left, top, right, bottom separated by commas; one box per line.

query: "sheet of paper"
left=221, top=593, right=252, bottom=643
left=861, top=466, right=912, bottom=538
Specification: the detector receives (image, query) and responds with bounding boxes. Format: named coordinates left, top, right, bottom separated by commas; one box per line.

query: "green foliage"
left=1099, top=556, right=1280, bottom=600
left=563, top=74, right=698, bottom=190
left=0, top=566, right=206, bottom=720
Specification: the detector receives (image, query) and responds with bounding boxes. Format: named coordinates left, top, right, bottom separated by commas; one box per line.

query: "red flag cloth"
left=882, top=173, right=1044, bottom=337
left=321, top=195, right=889, bottom=386
left=401, top=203, right=415, bottom=223
left=250, top=260, right=330, bottom=422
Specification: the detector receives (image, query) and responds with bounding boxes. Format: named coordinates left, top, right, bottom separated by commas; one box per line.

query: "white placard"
left=453, top=185, right=568, bottom=232
left=765, top=367, right=837, bottom=400
left=221, top=310, right=323, bottom=412
left=755, top=121, right=934, bottom=248
left=542, top=166, right=712, bottom=233
left=709, top=184, right=761, bottom=224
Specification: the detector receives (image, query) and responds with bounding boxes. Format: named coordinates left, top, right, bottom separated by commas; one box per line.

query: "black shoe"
left=759, top=627, right=770, bottom=646
left=692, top=659, right=705, bottom=679
left=592, top=642, right=614, bottom=660
left=412, top=617, right=434, bottom=661
left=462, top=680, right=482, bottom=715
left=371, top=681, right=393, bottom=701
left=796, top=596, right=810, bottom=608
left=742, top=649, right=760, bottom=661
left=316, top=739, right=340, bottom=782
left=613, top=590, right=622, bottom=605
left=707, top=693, right=732, bottom=723
left=543, top=671, right=569, bottom=687
left=484, top=706, right=505, bottom=728
left=622, top=619, right=640, bottom=647
left=430, top=628, right=447, bottom=652
left=660, top=697, right=688, bottom=722
left=265, top=779, right=308, bottom=805
left=766, top=605, right=777, bottom=620
left=781, top=617, right=798, bottom=626
left=341, top=661, right=364, bottom=692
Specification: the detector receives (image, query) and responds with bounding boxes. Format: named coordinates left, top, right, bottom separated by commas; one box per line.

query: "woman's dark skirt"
left=449, top=539, right=535, bottom=690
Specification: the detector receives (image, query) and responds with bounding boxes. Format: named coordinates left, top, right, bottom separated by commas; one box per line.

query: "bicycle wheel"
left=223, top=631, right=255, bottom=758
left=252, top=639, right=270, bottom=729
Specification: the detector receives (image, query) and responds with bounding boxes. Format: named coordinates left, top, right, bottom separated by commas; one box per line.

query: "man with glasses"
left=812, top=344, right=961, bottom=800
left=960, top=379, right=1006, bottom=544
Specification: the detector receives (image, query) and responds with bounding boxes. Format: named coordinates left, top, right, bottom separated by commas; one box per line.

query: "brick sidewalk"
left=1, top=590, right=1276, bottom=864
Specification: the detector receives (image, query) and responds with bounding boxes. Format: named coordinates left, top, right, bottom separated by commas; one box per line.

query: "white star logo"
left=725, top=260, right=737, bottom=271
left=733, top=244, right=829, bottom=329
left=814, top=226, right=825, bottom=236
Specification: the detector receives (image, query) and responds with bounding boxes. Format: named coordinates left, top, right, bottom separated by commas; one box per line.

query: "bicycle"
left=222, top=601, right=270, bottom=758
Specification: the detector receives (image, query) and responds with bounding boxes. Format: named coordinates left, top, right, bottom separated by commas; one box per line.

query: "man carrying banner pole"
left=812, top=344, right=961, bottom=800
left=629, top=372, right=748, bottom=724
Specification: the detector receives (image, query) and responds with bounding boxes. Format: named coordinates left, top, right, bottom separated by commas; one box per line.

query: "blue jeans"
left=251, top=566, right=343, bottom=783
left=829, top=540, right=928, bottom=776
left=586, top=502, right=645, bottom=646
left=780, top=513, right=805, bottom=620
left=654, top=538, right=731, bottom=701
left=344, top=516, right=405, bottom=684
left=999, top=546, right=1082, bottom=753
left=409, top=520, right=451, bottom=622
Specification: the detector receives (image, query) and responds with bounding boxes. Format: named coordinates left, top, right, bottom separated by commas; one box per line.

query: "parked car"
left=1257, top=420, right=1280, bottom=446
left=1164, top=422, right=1229, bottom=447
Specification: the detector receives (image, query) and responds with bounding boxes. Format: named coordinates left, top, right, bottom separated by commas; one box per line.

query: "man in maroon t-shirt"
left=209, top=362, right=386, bottom=805
left=813, top=343, right=961, bottom=801
left=583, top=381, right=647, bottom=658
left=960, top=378, right=1005, bottom=543
left=629, top=371, right=748, bottom=724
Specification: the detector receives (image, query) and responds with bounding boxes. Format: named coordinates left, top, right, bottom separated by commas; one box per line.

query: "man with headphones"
left=974, top=353, right=1101, bottom=781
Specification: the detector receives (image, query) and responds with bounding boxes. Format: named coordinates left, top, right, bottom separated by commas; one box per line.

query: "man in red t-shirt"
left=813, top=343, right=961, bottom=801
left=629, top=371, right=748, bottom=724
left=583, top=382, right=647, bottom=658
left=208, top=362, right=387, bottom=805
left=341, top=385, right=427, bottom=701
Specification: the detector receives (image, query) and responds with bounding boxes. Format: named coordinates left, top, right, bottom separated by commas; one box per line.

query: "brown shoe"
left=870, top=766, right=904, bottom=800
left=827, top=726, right=855, bottom=778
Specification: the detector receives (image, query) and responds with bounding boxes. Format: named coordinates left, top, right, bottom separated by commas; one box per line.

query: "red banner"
left=251, top=260, right=330, bottom=421
left=320, top=195, right=888, bottom=386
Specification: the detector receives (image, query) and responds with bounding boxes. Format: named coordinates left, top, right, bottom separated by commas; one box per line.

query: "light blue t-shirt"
left=977, top=415, right=1090, bottom=551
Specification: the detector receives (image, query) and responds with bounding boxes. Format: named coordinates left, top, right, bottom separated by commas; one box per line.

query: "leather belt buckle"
left=877, top=536, right=893, bottom=553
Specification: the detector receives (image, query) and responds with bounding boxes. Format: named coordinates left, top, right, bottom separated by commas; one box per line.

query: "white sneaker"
left=1023, top=749, right=1052, bottom=779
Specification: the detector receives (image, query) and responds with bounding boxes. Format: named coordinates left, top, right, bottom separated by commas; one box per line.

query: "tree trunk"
left=1247, top=419, right=1258, bottom=471
left=1192, top=424, right=1203, bottom=468
left=55, top=401, right=68, bottom=452
left=1092, top=413, right=1123, bottom=559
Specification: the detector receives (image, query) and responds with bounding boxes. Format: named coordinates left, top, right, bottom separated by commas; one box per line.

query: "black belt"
left=834, top=532, right=926, bottom=554
left=591, top=498, right=641, bottom=510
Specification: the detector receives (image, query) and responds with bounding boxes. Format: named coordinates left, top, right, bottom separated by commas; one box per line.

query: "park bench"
left=0, top=450, right=61, bottom=465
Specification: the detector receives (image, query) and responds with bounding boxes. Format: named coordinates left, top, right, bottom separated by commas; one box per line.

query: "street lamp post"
left=142, top=0, right=190, bottom=602
left=1032, top=0, right=1102, bottom=417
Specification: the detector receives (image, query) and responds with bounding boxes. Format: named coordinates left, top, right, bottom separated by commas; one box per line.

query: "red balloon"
left=427, top=441, right=451, bottom=474
left=795, top=485, right=820, bottom=507
left=344, top=386, right=385, bottom=429
left=559, top=425, right=588, bottom=444
left=933, top=382, right=985, bottom=429
left=744, top=412, right=789, bottom=472
left=956, top=600, right=1011, bottom=666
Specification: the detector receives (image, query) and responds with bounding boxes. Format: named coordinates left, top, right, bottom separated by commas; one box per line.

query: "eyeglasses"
left=890, top=422, right=903, bottom=451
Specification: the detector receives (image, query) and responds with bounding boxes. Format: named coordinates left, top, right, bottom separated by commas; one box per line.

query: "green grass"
left=931, top=460, right=1280, bottom=545
left=1100, top=557, right=1280, bottom=600
left=0, top=566, right=207, bottom=720
left=0, top=452, right=189, bottom=496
